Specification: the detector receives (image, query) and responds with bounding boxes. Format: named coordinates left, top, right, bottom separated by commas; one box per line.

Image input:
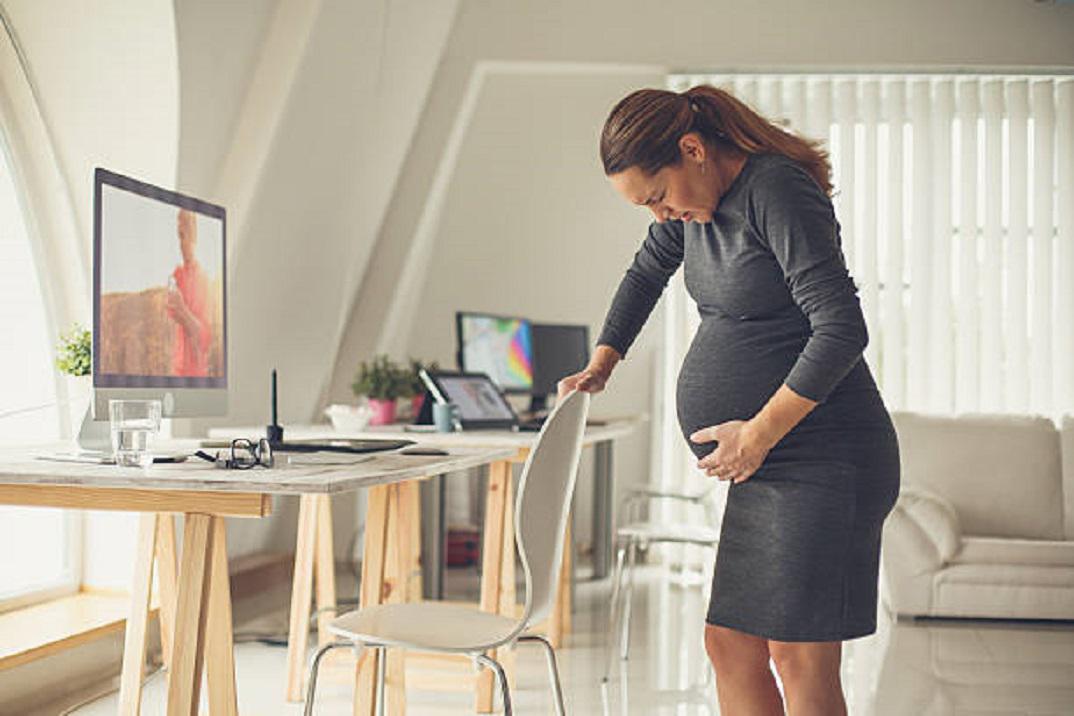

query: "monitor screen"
left=93, top=169, right=226, bottom=393
left=455, top=312, right=533, bottom=392
left=436, top=374, right=517, bottom=424
left=532, top=323, right=590, bottom=397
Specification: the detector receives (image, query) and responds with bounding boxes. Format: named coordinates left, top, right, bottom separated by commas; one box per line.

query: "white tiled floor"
left=72, top=561, right=1074, bottom=715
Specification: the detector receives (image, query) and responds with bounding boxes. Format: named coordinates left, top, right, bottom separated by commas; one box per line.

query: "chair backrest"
left=513, top=390, right=590, bottom=630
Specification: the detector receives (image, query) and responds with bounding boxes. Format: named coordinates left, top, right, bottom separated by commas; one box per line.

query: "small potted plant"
left=402, top=358, right=440, bottom=419
left=55, top=323, right=102, bottom=445
left=56, top=323, right=91, bottom=379
left=351, top=355, right=407, bottom=425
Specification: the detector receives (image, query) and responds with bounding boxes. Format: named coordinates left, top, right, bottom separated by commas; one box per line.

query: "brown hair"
left=600, top=84, right=833, bottom=197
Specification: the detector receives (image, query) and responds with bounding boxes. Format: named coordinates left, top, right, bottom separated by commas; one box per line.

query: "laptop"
left=420, top=370, right=526, bottom=431
left=420, top=370, right=605, bottom=432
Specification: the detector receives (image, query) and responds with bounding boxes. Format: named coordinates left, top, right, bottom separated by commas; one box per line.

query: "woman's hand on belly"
left=690, top=420, right=772, bottom=485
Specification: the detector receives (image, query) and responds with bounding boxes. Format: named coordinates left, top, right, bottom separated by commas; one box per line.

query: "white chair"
left=602, top=484, right=720, bottom=683
left=304, top=390, right=591, bottom=716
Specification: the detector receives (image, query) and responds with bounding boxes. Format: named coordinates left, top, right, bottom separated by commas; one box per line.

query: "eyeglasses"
left=195, top=437, right=275, bottom=470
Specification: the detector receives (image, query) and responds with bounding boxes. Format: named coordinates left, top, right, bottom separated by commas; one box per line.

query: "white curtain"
left=651, top=72, right=1074, bottom=498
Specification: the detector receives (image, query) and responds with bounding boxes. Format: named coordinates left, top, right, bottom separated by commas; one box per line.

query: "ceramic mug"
left=432, top=402, right=460, bottom=432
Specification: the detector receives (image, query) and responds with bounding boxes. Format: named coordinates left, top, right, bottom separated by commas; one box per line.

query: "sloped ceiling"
left=172, top=0, right=460, bottom=435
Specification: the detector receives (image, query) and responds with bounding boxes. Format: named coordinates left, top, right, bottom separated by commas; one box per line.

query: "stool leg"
left=519, top=635, right=565, bottom=716
left=304, top=642, right=350, bottom=716
left=475, top=654, right=512, bottom=716
left=602, top=540, right=629, bottom=683
left=375, top=647, right=387, bottom=716
left=620, top=540, right=639, bottom=662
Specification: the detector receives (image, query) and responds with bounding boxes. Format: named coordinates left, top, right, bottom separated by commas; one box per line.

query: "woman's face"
left=608, top=133, right=718, bottom=224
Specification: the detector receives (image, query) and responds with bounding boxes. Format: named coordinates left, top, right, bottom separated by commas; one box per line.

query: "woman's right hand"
left=557, top=345, right=621, bottom=399
left=557, top=367, right=609, bottom=398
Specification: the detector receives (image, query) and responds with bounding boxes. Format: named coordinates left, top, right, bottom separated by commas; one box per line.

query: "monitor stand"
left=527, top=393, right=549, bottom=415
left=76, top=407, right=110, bottom=452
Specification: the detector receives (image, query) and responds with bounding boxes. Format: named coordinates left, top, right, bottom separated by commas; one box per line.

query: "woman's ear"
left=679, top=132, right=706, bottom=163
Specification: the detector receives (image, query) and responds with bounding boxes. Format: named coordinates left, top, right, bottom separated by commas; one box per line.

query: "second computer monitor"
left=455, top=311, right=534, bottom=393
left=531, top=323, right=590, bottom=399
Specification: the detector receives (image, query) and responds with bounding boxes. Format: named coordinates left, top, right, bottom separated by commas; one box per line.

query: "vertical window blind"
left=668, top=73, right=1074, bottom=419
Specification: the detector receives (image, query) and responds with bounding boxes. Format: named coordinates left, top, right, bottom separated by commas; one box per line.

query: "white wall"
left=174, top=0, right=278, bottom=194
left=402, top=68, right=666, bottom=546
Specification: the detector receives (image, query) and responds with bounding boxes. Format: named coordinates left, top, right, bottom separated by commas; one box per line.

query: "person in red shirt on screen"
left=165, top=208, right=212, bottom=376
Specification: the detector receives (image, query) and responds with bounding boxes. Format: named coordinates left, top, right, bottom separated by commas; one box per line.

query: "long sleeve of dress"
left=596, top=219, right=685, bottom=358
left=750, top=162, right=869, bottom=403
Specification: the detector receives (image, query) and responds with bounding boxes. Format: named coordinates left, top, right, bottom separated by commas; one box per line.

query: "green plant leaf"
left=56, top=324, right=91, bottom=377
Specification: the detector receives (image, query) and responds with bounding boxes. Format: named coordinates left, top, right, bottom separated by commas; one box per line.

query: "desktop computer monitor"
left=92, top=168, right=227, bottom=418
left=531, top=323, right=590, bottom=412
left=455, top=311, right=533, bottom=393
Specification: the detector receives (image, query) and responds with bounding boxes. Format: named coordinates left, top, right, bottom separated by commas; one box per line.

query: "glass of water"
left=109, top=399, right=162, bottom=468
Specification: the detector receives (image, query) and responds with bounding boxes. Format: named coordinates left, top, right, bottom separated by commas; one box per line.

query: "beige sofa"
left=880, top=411, right=1074, bottom=620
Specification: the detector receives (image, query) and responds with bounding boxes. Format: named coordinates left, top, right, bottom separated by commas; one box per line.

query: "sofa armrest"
left=891, top=487, right=963, bottom=567
left=881, top=487, right=964, bottom=616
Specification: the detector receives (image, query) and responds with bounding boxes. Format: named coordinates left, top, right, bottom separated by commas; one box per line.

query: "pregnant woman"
left=559, top=85, right=901, bottom=715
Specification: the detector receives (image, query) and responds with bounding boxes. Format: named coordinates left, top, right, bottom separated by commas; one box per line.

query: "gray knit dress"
left=597, top=152, right=901, bottom=642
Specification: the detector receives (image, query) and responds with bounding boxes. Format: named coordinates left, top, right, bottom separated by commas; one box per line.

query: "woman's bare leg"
left=767, top=639, right=846, bottom=716
left=704, top=624, right=784, bottom=716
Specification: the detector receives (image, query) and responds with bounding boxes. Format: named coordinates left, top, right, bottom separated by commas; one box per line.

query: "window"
left=0, top=133, right=80, bottom=612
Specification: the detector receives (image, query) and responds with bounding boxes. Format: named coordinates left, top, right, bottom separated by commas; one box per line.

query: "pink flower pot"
left=410, top=393, right=426, bottom=419
left=368, top=398, right=397, bottom=426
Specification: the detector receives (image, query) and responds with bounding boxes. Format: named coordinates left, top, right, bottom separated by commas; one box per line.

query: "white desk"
left=210, top=417, right=642, bottom=579
left=0, top=442, right=513, bottom=716
left=210, top=417, right=642, bottom=710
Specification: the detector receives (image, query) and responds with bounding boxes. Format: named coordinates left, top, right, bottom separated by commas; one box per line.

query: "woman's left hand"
left=690, top=420, right=773, bottom=485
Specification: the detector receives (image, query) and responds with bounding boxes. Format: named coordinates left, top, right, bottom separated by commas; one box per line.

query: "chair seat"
left=328, top=601, right=520, bottom=653
left=617, top=521, right=720, bottom=545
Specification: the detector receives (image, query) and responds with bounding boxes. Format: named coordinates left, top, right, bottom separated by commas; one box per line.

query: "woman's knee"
left=767, top=640, right=842, bottom=684
left=704, top=623, right=770, bottom=673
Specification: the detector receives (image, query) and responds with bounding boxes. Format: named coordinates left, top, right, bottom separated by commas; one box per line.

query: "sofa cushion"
left=932, top=563, right=1074, bottom=619
left=951, top=536, right=1074, bottom=568
left=890, top=411, right=1065, bottom=540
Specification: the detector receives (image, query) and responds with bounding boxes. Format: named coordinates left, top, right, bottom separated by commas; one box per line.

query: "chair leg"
left=375, top=647, right=387, bottom=716
left=602, top=540, right=629, bottom=683
left=304, top=641, right=352, bottom=716
left=620, top=540, right=639, bottom=662
left=519, top=635, right=565, bottom=716
left=474, top=653, right=513, bottom=716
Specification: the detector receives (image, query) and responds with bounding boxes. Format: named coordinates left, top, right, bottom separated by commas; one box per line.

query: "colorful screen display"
left=458, top=313, right=533, bottom=391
